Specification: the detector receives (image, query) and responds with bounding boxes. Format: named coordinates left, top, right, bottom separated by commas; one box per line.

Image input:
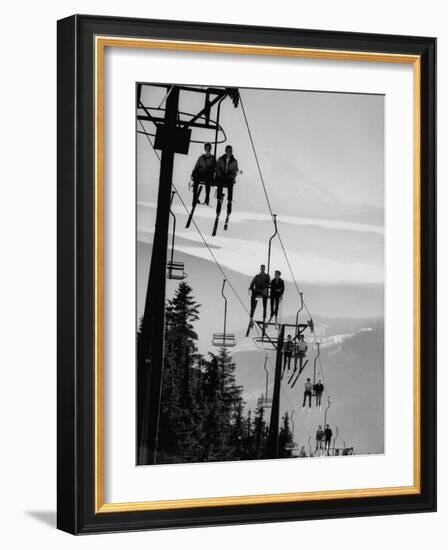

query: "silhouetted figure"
left=302, top=378, right=313, bottom=409
left=315, top=424, right=324, bottom=452
left=270, top=270, right=284, bottom=321
left=249, top=264, right=270, bottom=322
left=324, top=424, right=333, bottom=451
left=283, top=334, right=294, bottom=372
left=296, top=334, right=308, bottom=358
left=215, top=145, right=239, bottom=227
left=191, top=142, right=216, bottom=206
left=314, top=379, right=324, bottom=407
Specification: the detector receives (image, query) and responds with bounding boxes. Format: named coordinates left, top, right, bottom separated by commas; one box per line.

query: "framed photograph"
left=57, top=15, right=436, bottom=534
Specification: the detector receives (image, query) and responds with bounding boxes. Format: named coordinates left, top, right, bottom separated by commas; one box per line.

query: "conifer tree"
left=252, top=403, right=268, bottom=459
left=227, top=397, right=246, bottom=460
left=157, top=282, right=202, bottom=463
left=278, top=411, right=294, bottom=458
left=142, top=280, right=288, bottom=464
left=241, top=409, right=255, bottom=458
left=201, top=347, right=243, bottom=461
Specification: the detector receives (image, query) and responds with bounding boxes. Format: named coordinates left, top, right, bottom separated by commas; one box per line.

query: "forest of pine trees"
left=147, top=281, right=294, bottom=464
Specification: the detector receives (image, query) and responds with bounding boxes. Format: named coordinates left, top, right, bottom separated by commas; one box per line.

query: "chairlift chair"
left=256, top=358, right=272, bottom=409
left=212, top=332, right=236, bottom=348
left=212, top=279, right=236, bottom=348
left=257, top=396, right=273, bottom=409
left=167, top=191, right=187, bottom=281
left=166, top=261, right=187, bottom=280
left=253, top=329, right=278, bottom=350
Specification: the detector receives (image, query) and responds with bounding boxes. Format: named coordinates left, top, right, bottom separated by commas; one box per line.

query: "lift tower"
left=137, top=84, right=240, bottom=465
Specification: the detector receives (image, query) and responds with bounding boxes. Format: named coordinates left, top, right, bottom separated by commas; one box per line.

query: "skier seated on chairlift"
left=249, top=264, right=270, bottom=324
left=215, top=145, right=239, bottom=222
left=315, top=424, right=324, bottom=452
left=296, top=334, right=308, bottom=358
left=270, top=270, right=284, bottom=322
left=324, top=424, right=333, bottom=451
left=302, top=378, right=313, bottom=410
left=191, top=142, right=216, bottom=206
left=313, top=378, right=324, bottom=408
left=283, top=334, right=294, bottom=372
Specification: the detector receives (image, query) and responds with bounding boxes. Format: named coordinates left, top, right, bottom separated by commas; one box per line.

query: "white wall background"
left=0, top=0, right=443, bottom=546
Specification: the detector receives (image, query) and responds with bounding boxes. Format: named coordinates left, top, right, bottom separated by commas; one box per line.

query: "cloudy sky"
left=137, top=84, right=384, bottom=333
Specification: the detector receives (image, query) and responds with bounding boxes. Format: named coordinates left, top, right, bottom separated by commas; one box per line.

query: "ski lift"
left=256, top=357, right=272, bottom=409
left=257, top=396, right=273, bottom=409
left=252, top=322, right=279, bottom=349
left=212, top=333, right=236, bottom=347
left=312, top=342, right=321, bottom=386
left=267, top=214, right=278, bottom=277
left=211, top=94, right=240, bottom=236
left=166, top=261, right=187, bottom=280
left=289, top=329, right=312, bottom=388
left=245, top=216, right=279, bottom=337
left=177, top=87, right=239, bottom=232
left=286, top=294, right=308, bottom=377
left=324, top=396, right=332, bottom=426
left=332, top=426, right=339, bottom=454
left=167, top=191, right=187, bottom=281
left=212, top=279, right=236, bottom=348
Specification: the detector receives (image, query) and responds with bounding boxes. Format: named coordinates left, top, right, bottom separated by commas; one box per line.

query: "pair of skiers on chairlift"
left=302, top=378, right=324, bottom=410
left=248, top=265, right=308, bottom=356
left=248, top=264, right=285, bottom=329
left=190, top=142, right=239, bottom=218
left=315, top=424, right=333, bottom=452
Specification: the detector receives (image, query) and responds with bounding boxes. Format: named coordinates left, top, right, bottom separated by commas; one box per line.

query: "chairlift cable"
left=239, top=95, right=275, bottom=220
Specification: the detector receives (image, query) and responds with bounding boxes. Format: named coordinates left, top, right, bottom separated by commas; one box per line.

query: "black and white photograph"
left=136, top=83, right=385, bottom=466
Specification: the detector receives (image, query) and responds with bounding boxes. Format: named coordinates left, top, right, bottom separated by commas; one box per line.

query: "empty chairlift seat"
left=257, top=396, right=273, bottom=409
left=166, top=261, right=187, bottom=280
left=167, top=192, right=187, bottom=280
left=212, top=279, right=237, bottom=348
left=212, top=332, right=236, bottom=348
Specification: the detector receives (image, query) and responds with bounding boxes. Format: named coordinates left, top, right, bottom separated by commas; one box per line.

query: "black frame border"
left=57, top=14, right=436, bottom=534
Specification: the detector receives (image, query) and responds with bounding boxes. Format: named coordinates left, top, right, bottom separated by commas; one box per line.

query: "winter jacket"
left=297, top=340, right=308, bottom=353
left=314, top=382, right=324, bottom=395
left=191, top=154, right=216, bottom=179
left=324, top=428, right=333, bottom=440
left=250, top=273, right=270, bottom=293
left=216, top=154, right=238, bottom=179
left=270, top=277, right=285, bottom=296
left=284, top=339, right=294, bottom=354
